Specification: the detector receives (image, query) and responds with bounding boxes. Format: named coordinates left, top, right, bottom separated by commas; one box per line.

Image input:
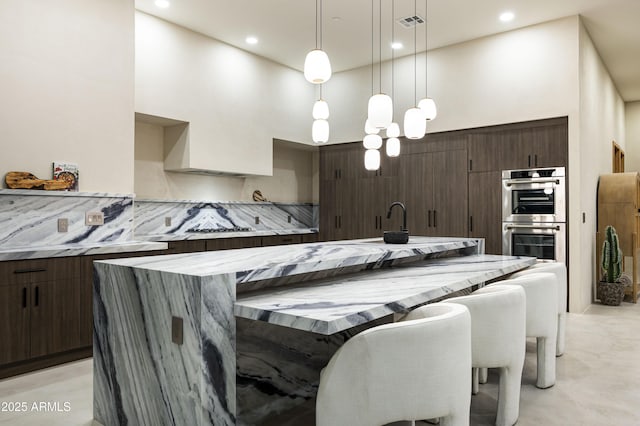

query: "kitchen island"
left=93, top=237, right=534, bottom=425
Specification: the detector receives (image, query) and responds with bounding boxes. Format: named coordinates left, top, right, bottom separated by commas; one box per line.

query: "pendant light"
left=365, top=119, right=380, bottom=135
left=364, top=149, right=381, bottom=170
left=418, top=0, right=437, bottom=121
left=312, top=119, right=329, bottom=143
left=385, top=0, right=401, bottom=155
left=312, top=85, right=329, bottom=120
left=367, top=0, right=393, bottom=129
left=363, top=134, right=383, bottom=150
left=404, top=0, right=426, bottom=139
left=386, top=137, right=400, bottom=157
left=304, top=0, right=332, bottom=84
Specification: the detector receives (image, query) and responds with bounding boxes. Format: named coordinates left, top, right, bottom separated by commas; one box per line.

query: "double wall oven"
left=502, top=167, right=566, bottom=263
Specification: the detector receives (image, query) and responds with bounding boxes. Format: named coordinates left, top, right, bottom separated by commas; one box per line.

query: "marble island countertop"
left=97, top=236, right=480, bottom=284
left=0, top=240, right=168, bottom=261
left=235, top=254, right=536, bottom=335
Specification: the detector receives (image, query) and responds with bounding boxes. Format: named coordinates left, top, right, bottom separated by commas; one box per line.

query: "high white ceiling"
left=135, top=0, right=640, bottom=102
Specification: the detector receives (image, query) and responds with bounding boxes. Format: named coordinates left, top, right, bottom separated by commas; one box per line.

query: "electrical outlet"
left=165, top=216, right=172, bottom=227
left=255, top=216, right=260, bottom=225
left=85, top=211, right=104, bottom=226
left=58, top=218, right=69, bottom=233
left=287, top=215, right=292, bottom=223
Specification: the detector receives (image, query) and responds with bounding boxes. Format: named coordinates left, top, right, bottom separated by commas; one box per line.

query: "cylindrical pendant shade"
left=364, top=149, right=381, bottom=171
left=404, top=107, right=426, bottom=139
left=312, top=99, right=329, bottom=119
left=386, top=122, right=400, bottom=138
left=368, top=94, right=393, bottom=129
left=418, top=97, right=438, bottom=121
left=386, top=137, right=400, bottom=157
left=304, top=49, right=332, bottom=84
left=363, top=134, right=382, bottom=150
left=312, top=119, right=329, bottom=143
left=365, top=119, right=380, bottom=135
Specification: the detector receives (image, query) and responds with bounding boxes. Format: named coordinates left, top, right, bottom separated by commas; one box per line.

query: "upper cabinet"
left=468, top=117, right=568, bottom=172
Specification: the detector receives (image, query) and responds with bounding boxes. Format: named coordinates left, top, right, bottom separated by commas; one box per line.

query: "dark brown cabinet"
left=0, top=257, right=88, bottom=376
left=468, top=171, right=503, bottom=254
left=261, top=235, right=303, bottom=246
left=206, top=236, right=262, bottom=251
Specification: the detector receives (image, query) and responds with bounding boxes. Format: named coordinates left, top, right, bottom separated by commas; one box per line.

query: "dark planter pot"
left=597, top=281, right=626, bottom=306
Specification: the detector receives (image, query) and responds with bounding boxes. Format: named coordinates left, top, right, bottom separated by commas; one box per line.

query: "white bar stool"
left=509, top=262, right=567, bottom=356
left=316, top=303, right=471, bottom=426
left=446, top=284, right=526, bottom=426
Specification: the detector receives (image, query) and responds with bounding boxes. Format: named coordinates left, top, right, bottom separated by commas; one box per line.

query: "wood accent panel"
left=0, top=347, right=92, bottom=380
left=261, top=235, right=303, bottom=246
left=206, top=236, right=262, bottom=251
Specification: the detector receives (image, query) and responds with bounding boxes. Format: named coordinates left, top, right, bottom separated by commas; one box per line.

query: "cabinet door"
left=498, top=130, right=530, bottom=170
left=521, top=124, right=568, bottom=168
left=206, top=237, right=262, bottom=251
left=261, top=235, right=303, bottom=246
left=0, top=284, right=30, bottom=364
left=432, top=149, right=469, bottom=237
left=400, top=153, right=433, bottom=235
left=468, top=171, right=503, bottom=254
left=467, top=134, right=502, bottom=173
left=335, top=178, right=360, bottom=240
left=30, top=276, right=87, bottom=357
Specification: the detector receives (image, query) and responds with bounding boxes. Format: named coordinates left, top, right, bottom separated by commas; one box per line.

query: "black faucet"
left=386, top=202, right=407, bottom=231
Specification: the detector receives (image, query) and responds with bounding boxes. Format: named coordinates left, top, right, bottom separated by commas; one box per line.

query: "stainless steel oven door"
left=502, top=176, right=566, bottom=223
left=502, top=222, right=566, bottom=262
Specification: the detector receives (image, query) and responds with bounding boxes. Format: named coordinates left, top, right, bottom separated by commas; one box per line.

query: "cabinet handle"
left=535, top=154, right=538, bottom=167
left=14, top=268, right=46, bottom=274
left=528, top=155, right=531, bottom=167
left=22, top=287, right=27, bottom=308
left=282, top=238, right=293, bottom=243
left=434, top=210, right=437, bottom=228
left=469, top=216, right=473, bottom=232
left=428, top=210, right=432, bottom=228
left=34, top=286, right=39, bottom=307
left=469, top=159, right=473, bottom=171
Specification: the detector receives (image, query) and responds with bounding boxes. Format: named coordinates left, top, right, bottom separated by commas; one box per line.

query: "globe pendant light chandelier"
left=404, top=0, right=426, bottom=139
left=417, top=0, right=437, bottom=121
left=304, top=0, right=331, bottom=84
left=364, top=0, right=387, bottom=170
left=306, top=0, right=331, bottom=144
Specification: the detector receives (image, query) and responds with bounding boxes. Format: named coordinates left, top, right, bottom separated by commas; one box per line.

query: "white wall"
left=135, top=12, right=314, bottom=176
left=135, top=121, right=317, bottom=202
left=0, top=0, right=134, bottom=193
left=575, top=21, right=627, bottom=312
left=625, top=102, right=640, bottom=172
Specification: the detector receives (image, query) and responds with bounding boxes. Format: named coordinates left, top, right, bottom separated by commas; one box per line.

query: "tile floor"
left=1, top=302, right=640, bottom=426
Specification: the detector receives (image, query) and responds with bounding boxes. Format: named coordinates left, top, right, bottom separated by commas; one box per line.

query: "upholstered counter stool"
left=446, top=285, right=526, bottom=426
left=509, top=262, right=567, bottom=356
left=491, top=272, right=558, bottom=389
left=316, top=303, right=472, bottom=426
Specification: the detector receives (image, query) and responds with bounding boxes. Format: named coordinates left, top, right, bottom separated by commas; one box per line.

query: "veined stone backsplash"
left=134, top=199, right=319, bottom=238
left=0, top=189, right=134, bottom=249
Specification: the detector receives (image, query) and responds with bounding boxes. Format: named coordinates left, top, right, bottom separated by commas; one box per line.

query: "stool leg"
left=479, top=367, right=488, bottom=384
left=556, top=312, right=566, bottom=356
left=536, top=336, right=556, bottom=389
left=472, top=368, right=479, bottom=395
left=496, top=365, right=522, bottom=426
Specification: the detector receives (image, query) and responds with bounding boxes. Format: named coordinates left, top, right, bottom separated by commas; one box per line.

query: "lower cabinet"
left=206, top=236, right=262, bottom=251
left=0, top=257, right=90, bottom=378
left=468, top=171, right=503, bottom=254
left=260, top=235, right=303, bottom=246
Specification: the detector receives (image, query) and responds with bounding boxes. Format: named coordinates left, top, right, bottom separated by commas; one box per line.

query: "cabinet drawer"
left=206, top=237, right=262, bottom=251
left=261, top=235, right=303, bottom=246
left=0, top=257, right=81, bottom=286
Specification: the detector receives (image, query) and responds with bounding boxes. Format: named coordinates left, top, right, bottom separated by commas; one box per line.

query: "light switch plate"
left=58, top=218, right=69, bottom=233
left=165, top=216, right=172, bottom=227
left=85, top=211, right=104, bottom=226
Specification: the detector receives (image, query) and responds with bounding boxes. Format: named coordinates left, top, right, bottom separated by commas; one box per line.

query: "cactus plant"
left=601, top=225, right=623, bottom=283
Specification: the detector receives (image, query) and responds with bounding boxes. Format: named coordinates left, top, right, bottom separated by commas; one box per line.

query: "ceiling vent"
left=397, top=15, right=425, bottom=28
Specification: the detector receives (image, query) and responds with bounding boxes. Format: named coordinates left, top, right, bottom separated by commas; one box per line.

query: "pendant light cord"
left=319, top=0, right=323, bottom=50
left=371, top=0, right=374, bottom=96
left=425, top=0, right=428, bottom=98
left=314, top=0, right=318, bottom=49
left=391, top=0, right=395, bottom=102
left=378, top=0, right=382, bottom=93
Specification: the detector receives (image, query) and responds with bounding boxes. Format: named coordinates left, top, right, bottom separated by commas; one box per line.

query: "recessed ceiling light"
left=391, top=42, right=403, bottom=50
left=154, top=0, right=170, bottom=8
left=246, top=36, right=258, bottom=45
left=499, top=11, right=515, bottom=22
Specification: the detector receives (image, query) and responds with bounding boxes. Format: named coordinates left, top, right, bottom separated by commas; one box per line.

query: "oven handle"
left=505, top=178, right=560, bottom=186
left=505, top=224, right=561, bottom=231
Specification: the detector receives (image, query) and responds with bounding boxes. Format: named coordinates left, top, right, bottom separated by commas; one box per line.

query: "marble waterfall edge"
left=93, top=262, right=237, bottom=426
